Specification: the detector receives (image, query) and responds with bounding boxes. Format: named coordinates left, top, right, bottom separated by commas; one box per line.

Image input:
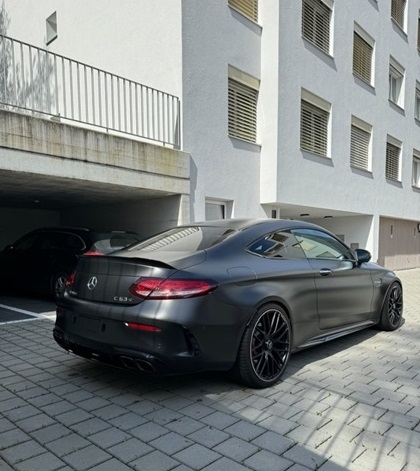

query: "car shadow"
left=59, top=323, right=386, bottom=395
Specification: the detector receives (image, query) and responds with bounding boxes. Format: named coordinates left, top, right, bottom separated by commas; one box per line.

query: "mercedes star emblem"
left=87, top=276, right=98, bottom=290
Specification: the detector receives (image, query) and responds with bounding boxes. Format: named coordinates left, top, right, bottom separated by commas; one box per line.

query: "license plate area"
left=73, top=315, right=101, bottom=333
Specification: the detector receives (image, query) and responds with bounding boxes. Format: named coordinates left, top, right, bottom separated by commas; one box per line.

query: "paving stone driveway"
left=0, top=269, right=419, bottom=471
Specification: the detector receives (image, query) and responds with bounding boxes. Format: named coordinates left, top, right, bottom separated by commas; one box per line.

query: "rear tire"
left=378, top=282, right=403, bottom=331
left=235, top=303, right=291, bottom=388
left=52, top=272, right=69, bottom=301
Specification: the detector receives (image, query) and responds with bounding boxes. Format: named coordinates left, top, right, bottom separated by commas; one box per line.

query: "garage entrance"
left=378, top=217, right=420, bottom=270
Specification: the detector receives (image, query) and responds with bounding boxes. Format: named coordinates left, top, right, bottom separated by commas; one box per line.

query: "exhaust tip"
left=119, top=356, right=138, bottom=370
left=135, top=359, right=156, bottom=373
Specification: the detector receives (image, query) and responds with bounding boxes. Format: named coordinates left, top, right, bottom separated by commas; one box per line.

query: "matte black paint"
left=54, top=219, right=402, bottom=382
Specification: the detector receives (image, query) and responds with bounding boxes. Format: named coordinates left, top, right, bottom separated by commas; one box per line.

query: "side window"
left=13, top=233, right=40, bottom=251
left=247, top=231, right=306, bottom=259
left=292, top=229, right=354, bottom=260
left=41, top=232, right=85, bottom=250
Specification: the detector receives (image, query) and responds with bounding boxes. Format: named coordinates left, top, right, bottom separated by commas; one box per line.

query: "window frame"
left=391, top=0, right=406, bottom=31
left=350, top=117, right=372, bottom=172
left=389, top=58, right=405, bottom=108
left=385, top=136, right=402, bottom=182
left=292, top=228, right=355, bottom=261
left=300, top=89, right=331, bottom=158
left=415, top=82, right=420, bottom=121
left=353, top=26, right=374, bottom=86
left=228, top=66, right=259, bottom=144
left=301, top=0, right=333, bottom=55
left=228, top=0, right=258, bottom=23
left=413, top=150, right=420, bottom=188
left=246, top=231, right=307, bottom=260
left=417, top=13, right=420, bottom=52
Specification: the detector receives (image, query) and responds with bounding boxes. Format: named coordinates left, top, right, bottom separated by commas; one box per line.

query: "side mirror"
left=355, top=248, right=371, bottom=264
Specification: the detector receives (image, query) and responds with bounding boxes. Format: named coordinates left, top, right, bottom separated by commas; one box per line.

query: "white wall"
left=309, top=215, right=375, bottom=259
left=181, top=0, right=264, bottom=221
left=260, top=0, right=420, bottom=223
left=3, top=0, right=182, bottom=97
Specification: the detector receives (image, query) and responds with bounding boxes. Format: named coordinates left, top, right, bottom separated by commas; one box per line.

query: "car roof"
left=28, top=227, right=138, bottom=235
left=180, top=218, right=327, bottom=232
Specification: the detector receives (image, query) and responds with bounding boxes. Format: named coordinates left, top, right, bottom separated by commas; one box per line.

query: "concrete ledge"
left=0, top=109, right=189, bottom=180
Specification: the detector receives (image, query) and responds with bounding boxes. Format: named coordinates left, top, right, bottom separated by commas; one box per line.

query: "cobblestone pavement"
left=0, top=269, right=419, bottom=471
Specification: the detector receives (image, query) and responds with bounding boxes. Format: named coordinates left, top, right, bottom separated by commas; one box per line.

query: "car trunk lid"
left=68, top=251, right=206, bottom=305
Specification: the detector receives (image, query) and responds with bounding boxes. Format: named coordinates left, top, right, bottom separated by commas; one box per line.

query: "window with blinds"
left=413, top=155, right=420, bottom=187
left=350, top=124, right=371, bottom=171
left=418, top=16, right=420, bottom=51
left=391, top=0, right=406, bottom=30
left=228, top=0, right=258, bottom=22
left=416, top=85, right=420, bottom=120
left=228, top=78, right=258, bottom=143
left=300, top=100, right=329, bottom=156
left=353, top=32, right=373, bottom=84
left=386, top=142, right=401, bottom=181
left=302, top=0, right=332, bottom=54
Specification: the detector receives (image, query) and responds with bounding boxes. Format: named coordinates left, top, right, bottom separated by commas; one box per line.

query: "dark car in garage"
left=53, top=219, right=403, bottom=388
left=0, top=227, right=141, bottom=299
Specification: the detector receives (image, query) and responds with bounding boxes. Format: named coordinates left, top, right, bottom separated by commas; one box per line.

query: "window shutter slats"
left=228, top=0, right=258, bottom=22
left=386, top=142, right=400, bottom=181
left=391, top=0, right=406, bottom=29
left=300, top=100, right=329, bottom=156
left=302, top=0, right=331, bottom=54
left=350, top=125, right=370, bottom=170
left=353, top=32, right=373, bottom=84
left=228, top=78, right=258, bottom=143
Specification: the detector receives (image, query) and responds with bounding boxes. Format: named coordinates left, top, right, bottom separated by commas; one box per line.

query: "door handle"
left=319, top=268, right=332, bottom=277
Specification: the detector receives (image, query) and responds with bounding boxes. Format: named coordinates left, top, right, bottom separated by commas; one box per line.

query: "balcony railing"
left=0, top=35, right=180, bottom=148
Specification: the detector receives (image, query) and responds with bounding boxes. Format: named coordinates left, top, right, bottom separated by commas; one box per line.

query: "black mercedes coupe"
left=53, top=219, right=403, bottom=388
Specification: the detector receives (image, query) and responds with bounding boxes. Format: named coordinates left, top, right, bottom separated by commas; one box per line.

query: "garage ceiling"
left=0, top=170, right=172, bottom=210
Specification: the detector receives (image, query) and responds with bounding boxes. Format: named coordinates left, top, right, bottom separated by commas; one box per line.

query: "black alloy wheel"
left=53, top=272, right=69, bottom=301
left=379, top=282, right=403, bottom=331
left=236, top=304, right=291, bottom=388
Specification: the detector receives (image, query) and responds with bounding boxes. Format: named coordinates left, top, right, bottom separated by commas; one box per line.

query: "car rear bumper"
left=53, top=294, right=251, bottom=375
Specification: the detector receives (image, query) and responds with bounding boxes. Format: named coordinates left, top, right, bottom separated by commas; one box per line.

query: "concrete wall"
left=61, top=195, right=185, bottom=239
left=0, top=111, right=190, bottom=194
left=0, top=208, right=60, bottom=249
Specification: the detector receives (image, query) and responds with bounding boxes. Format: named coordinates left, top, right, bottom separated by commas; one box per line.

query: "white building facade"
left=1, top=0, right=420, bottom=269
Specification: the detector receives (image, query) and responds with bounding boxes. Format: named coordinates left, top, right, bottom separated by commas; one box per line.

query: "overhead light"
left=33, top=199, right=40, bottom=203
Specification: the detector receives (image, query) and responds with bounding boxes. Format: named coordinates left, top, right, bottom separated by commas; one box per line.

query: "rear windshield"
left=127, top=226, right=237, bottom=253
left=91, top=233, right=140, bottom=252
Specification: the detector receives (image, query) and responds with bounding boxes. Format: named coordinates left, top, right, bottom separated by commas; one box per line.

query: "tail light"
left=83, top=250, right=104, bottom=256
left=129, top=277, right=218, bottom=299
left=66, top=271, right=76, bottom=288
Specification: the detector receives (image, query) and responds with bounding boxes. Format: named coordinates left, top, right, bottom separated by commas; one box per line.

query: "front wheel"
left=378, top=282, right=403, bottom=331
left=235, top=304, right=291, bottom=388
